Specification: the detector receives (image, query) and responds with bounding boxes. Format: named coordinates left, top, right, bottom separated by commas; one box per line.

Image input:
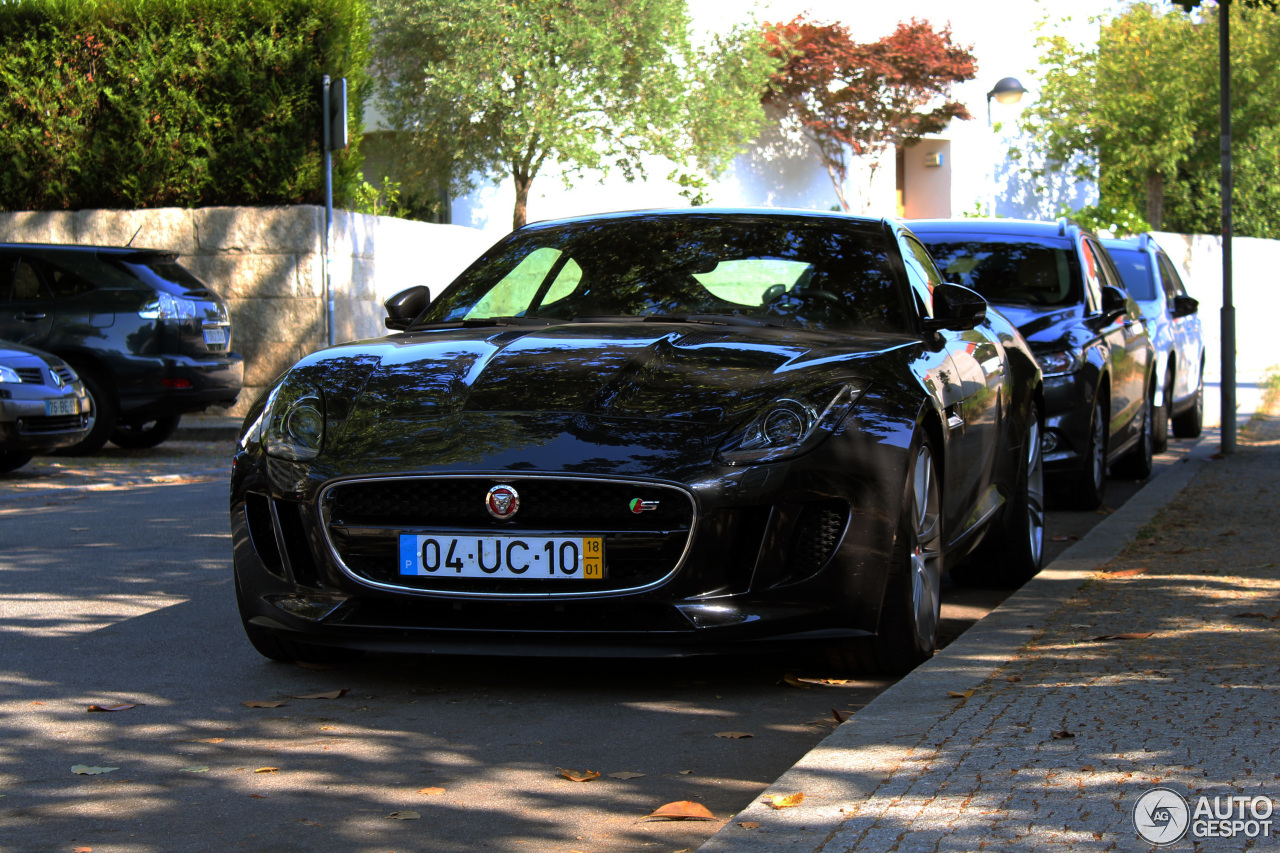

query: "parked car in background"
left=1102, top=234, right=1204, bottom=450
left=0, top=245, right=243, bottom=453
left=232, top=209, right=1046, bottom=675
left=910, top=219, right=1155, bottom=510
left=0, top=341, right=91, bottom=472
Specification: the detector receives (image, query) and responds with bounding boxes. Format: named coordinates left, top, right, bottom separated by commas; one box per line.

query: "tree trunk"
left=1145, top=170, right=1164, bottom=231
left=513, top=168, right=531, bottom=230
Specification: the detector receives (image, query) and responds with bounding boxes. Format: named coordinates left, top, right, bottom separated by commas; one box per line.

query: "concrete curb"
left=172, top=416, right=242, bottom=444
left=698, top=443, right=1216, bottom=852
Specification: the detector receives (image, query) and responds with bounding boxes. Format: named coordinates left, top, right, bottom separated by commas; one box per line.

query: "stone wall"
left=0, top=206, right=497, bottom=417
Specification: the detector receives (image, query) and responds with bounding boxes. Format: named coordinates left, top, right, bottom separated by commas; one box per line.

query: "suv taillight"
left=138, top=292, right=199, bottom=321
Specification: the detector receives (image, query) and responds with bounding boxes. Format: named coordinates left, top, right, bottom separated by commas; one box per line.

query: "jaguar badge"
left=486, top=484, right=520, bottom=520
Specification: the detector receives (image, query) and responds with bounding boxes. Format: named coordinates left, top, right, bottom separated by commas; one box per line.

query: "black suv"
left=909, top=219, right=1155, bottom=510
left=0, top=244, right=243, bottom=453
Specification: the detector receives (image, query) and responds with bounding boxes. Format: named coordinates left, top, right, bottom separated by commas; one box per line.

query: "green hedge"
left=0, top=0, right=370, bottom=211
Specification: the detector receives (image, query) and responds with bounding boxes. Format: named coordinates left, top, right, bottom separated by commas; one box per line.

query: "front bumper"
left=0, top=392, right=92, bottom=453
left=1040, top=372, right=1094, bottom=476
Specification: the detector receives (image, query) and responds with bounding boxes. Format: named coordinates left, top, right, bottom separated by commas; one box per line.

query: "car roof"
left=521, top=207, right=890, bottom=231
left=906, top=218, right=1083, bottom=240
left=0, top=243, right=176, bottom=260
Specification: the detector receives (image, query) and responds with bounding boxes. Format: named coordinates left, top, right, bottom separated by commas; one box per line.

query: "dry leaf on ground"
left=241, top=700, right=287, bottom=709
left=765, top=792, right=805, bottom=809
left=250, top=794, right=269, bottom=799
left=254, top=767, right=278, bottom=774
left=74, top=848, right=92, bottom=852
left=678, top=769, right=694, bottom=775
left=388, top=811, right=421, bottom=820
left=1107, top=567, right=1148, bottom=578
left=290, top=689, right=349, bottom=700
left=71, top=765, right=117, bottom=775
left=780, top=673, right=811, bottom=689
left=947, top=690, right=975, bottom=699
left=557, top=767, right=601, bottom=782
left=87, top=703, right=139, bottom=712
left=179, top=765, right=210, bottom=773
left=714, top=731, right=754, bottom=739
left=608, top=771, right=645, bottom=780
left=1051, top=730, right=1075, bottom=740
left=648, top=801, right=716, bottom=821
left=1005, top=675, right=1023, bottom=683
left=739, top=821, right=761, bottom=829
left=418, top=786, right=447, bottom=795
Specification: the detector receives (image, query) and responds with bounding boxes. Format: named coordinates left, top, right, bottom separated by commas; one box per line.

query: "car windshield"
left=915, top=234, right=1083, bottom=308
left=419, top=215, right=908, bottom=333
left=1106, top=248, right=1157, bottom=300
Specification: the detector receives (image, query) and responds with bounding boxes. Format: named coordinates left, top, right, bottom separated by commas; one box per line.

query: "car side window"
left=12, top=260, right=51, bottom=301
left=1079, top=240, right=1105, bottom=313
left=1157, top=254, right=1186, bottom=299
left=898, top=235, right=940, bottom=319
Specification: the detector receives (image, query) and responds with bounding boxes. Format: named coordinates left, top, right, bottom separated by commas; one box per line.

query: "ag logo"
left=1133, top=787, right=1190, bottom=845
left=485, top=485, right=520, bottom=520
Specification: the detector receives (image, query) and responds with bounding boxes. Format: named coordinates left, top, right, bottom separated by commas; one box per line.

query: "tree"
left=762, top=16, right=976, bottom=213
left=1022, top=1, right=1280, bottom=236
left=370, top=0, right=779, bottom=229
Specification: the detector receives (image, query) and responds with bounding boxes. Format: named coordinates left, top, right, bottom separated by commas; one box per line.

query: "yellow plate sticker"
left=583, top=537, right=604, bottom=579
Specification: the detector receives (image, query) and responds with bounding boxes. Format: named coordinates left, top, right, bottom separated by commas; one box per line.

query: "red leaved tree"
left=763, top=16, right=977, bottom=212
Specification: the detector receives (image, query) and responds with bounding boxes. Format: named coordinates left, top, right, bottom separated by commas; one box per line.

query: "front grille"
left=16, top=368, right=42, bottom=384
left=17, top=414, right=88, bottom=434
left=53, top=366, right=75, bottom=385
left=779, top=500, right=849, bottom=585
left=322, top=476, right=696, bottom=597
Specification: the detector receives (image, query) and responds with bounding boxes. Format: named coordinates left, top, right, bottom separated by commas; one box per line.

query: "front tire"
left=1153, top=366, right=1172, bottom=453
left=1113, top=384, right=1154, bottom=481
left=1058, top=394, right=1107, bottom=510
left=0, top=452, right=35, bottom=473
left=855, top=437, right=943, bottom=675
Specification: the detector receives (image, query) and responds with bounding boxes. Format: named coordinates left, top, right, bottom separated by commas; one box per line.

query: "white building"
left=442, top=0, right=1121, bottom=236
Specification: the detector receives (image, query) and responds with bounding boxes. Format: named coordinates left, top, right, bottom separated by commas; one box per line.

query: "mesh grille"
left=781, top=501, right=849, bottom=583
left=52, top=366, right=75, bottom=384
left=16, top=368, right=42, bottom=384
left=17, top=414, right=88, bottom=434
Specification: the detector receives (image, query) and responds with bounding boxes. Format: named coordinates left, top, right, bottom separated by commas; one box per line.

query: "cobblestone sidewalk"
left=703, top=412, right=1280, bottom=852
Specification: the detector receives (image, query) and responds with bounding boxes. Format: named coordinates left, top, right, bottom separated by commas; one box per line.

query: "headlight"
left=718, top=383, right=867, bottom=465
left=264, top=371, right=325, bottom=461
left=1038, top=349, right=1083, bottom=376
left=0, top=365, right=20, bottom=384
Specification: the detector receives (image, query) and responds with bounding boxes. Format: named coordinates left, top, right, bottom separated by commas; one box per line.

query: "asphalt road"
left=0, top=435, right=1204, bottom=853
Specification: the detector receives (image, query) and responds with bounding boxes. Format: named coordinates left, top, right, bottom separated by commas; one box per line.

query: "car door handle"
left=16, top=312, right=47, bottom=321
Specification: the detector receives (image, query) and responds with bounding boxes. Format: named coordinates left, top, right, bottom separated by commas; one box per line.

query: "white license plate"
left=203, top=327, right=227, bottom=346
left=398, top=534, right=605, bottom=579
left=45, top=397, right=77, bottom=416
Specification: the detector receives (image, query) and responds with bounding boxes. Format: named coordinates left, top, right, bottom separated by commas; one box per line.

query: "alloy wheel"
left=909, top=445, right=943, bottom=649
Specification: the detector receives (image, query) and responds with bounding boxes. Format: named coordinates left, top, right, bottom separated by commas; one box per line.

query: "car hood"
left=990, top=303, right=1087, bottom=351
left=0, top=339, right=57, bottom=364
left=283, top=323, right=914, bottom=471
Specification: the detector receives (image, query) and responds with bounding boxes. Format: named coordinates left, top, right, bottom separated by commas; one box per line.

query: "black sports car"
left=231, top=210, right=1044, bottom=674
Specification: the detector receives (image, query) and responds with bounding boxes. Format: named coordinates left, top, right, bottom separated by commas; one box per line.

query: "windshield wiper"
left=643, top=313, right=787, bottom=329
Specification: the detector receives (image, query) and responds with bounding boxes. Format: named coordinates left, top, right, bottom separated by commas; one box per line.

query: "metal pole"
left=322, top=74, right=335, bottom=348
left=1219, top=2, right=1235, bottom=453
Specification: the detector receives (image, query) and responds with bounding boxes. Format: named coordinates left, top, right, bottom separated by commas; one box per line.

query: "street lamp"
left=986, top=77, right=1027, bottom=125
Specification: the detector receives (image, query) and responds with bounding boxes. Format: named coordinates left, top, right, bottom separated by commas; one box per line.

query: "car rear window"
left=914, top=233, right=1083, bottom=308
left=1106, top=248, right=1157, bottom=300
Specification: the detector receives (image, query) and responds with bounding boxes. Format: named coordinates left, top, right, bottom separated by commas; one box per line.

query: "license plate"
left=45, top=397, right=77, bottom=416
left=399, top=534, right=605, bottom=580
left=203, top=327, right=227, bottom=346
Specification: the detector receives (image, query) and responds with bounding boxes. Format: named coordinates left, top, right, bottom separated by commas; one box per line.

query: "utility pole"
left=1217, top=1, right=1236, bottom=453
left=322, top=75, right=348, bottom=348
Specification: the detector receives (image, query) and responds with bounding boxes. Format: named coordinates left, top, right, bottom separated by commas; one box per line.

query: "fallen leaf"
left=1005, top=675, right=1023, bottom=683
left=947, top=690, right=975, bottom=699
left=648, top=801, right=716, bottom=821
left=714, top=731, right=754, bottom=739
left=29, top=701, right=45, bottom=706
left=388, top=811, right=421, bottom=820
left=87, top=703, right=139, bottom=712
left=254, top=767, right=279, bottom=774
left=831, top=709, right=852, bottom=723
left=780, top=673, right=811, bottom=690
left=71, top=765, right=118, bottom=775
left=74, top=848, right=92, bottom=852
left=290, top=689, right=349, bottom=700
left=319, top=726, right=337, bottom=731
left=297, top=819, right=324, bottom=827
left=1108, top=567, right=1148, bottom=578
left=1219, top=529, right=1237, bottom=537
left=1051, top=730, right=1075, bottom=740
left=241, top=700, right=287, bottom=709
left=678, top=769, right=694, bottom=775
left=608, top=771, right=646, bottom=780
left=557, top=767, right=601, bottom=782
left=1095, top=506, right=1115, bottom=515
left=418, top=787, right=447, bottom=795
left=189, top=737, right=225, bottom=744
left=1089, top=632, right=1155, bottom=642
left=765, top=792, right=805, bottom=809
left=739, top=821, right=761, bottom=829
left=1081, top=764, right=1096, bottom=772
left=250, top=794, right=269, bottom=799
left=179, top=765, right=210, bottom=773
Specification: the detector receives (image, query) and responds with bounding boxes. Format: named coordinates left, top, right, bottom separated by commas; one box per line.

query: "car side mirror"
left=1172, top=294, right=1199, bottom=318
left=384, top=286, right=430, bottom=331
left=924, top=282, right=988, bottom=332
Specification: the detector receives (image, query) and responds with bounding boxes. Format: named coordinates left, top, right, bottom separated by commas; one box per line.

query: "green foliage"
left=1022, top=1, right=1280, bottom=237
left=1065, top=203, right=1152, bottom=237
left=352, top=172, right=407, bottom=218
left=370, top=0, right=781, bottom=229
left=0, top=0, right=371, bottom=210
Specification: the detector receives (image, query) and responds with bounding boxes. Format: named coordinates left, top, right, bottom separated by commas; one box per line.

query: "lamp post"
left=986, top=77, right=1027, bottom=217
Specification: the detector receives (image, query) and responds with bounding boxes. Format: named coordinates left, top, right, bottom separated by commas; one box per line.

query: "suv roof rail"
left=1056, top=216, right=1070, bottom=237
left=1137, top=232, right=1153, bottom=251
